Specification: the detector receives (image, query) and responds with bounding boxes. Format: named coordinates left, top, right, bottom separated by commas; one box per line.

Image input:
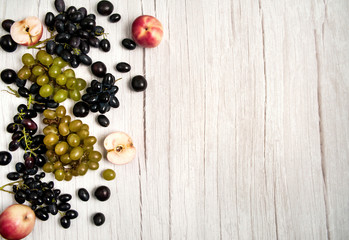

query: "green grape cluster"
left=41, top=105, right=102, bottom=181
left=17, top=50, right=87, bottom=103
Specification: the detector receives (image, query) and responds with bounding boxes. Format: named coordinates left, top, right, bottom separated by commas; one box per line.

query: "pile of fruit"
left=0, top=0, right=163, bottom=238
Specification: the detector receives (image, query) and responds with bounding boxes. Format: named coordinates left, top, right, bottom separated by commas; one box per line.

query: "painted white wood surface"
left=0, top=0, right=348, bottom=239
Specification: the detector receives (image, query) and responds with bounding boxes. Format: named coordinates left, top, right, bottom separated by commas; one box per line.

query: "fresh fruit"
left=97, top=1, right=114, bottom=16
left=78, top=188, right=90, bottom=201
left=122, top=38, right=136, bottom=50
left=93, top=212, right=105, bottom=226
left=73, top=101, right=90, bottom=117
left=109, top=13, right=121, bottom=23
left=2, top=19, right=14, bottom=32
left=115, top=62, right=131, bottom=73
left=0, top=151, right=12, bottom=166
left=10, top=16, right=43, bottom=46
left=0, top=204, right=36, bottom=240
left=97, top=115, right=110, bottom=127
left=99, top=39, right=110, bottom=52
left=131, top=15, right=163, bottom=48
left=91, top=61, right=107, bottom=77
left=94, top=186, right=110, bottom=201
left=104, top=132, right=136, bottom=165
left=1, top=69, right=17, bottom=84
left=131, top=75, right=147, bottom=92
left=102, top=169, right=116, bottom=181
left=0, top=34, right=18, bottom=52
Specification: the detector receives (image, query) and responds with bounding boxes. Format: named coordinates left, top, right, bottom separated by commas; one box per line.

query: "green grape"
left=56, top=105, right=66, bottom=118
left=83, top=145, right=94, bottom=153
left=36, top=74, right=49, bottom=86
left=88, top=151, right=102, bottom=162
left=61, top=154, right=72, bottom=164
left=67, top=133, right=80, bottom=147
left=52, top=57, right=68, bottom=67
left=64, top=171, right=73, bottom=181
left=28, top=74, right=37, bottom=82
left=43, top=126, right=58, bottom=135
left=81, top=124, right=89, bottom=130
left=32, top=65, right=45, bottom=76
left=36, top=50, right=47, bottom=60
left=53, top=161, right=62, bottom=170
left=60, top=116, right=71, bottom=124
left=69, top=89, right=81, bottom=101
left=102, top=169, right=116, bottom=181
left=55, top=141, right=69, bottom=155
left=43, top=109, right=57, bottom=119
left=43, top=133, right=59, bottom=146
left=66, top=77, right=76, bottom=90
left=22, top=53, right=35, bottom=66
left=48, top=65, right=61, bottom=78
left=58, top=123, right=70, bottom=136
left=43, top=162, right=54, bottom=173
left=55, top=74, right=67, bottom=85
left=76, top=78, right=87, bottom=91
left=39, top=53, right=53, bottom=66
left=70, top=147, right=84, bottom=160
left=77, top=129, right=89, bottom=140
left=55, top=169, right=65, bottom=181
left=88, top=161, right=99, bottom=170
left=17, top=66, right=32, bottom=80
left=77, top=162, right=88, bottom=175
left=63, top=69, right=75, bottom=78
left=53, top=89, right=68, bottom=103
left=84, top=136, right=97, bottom=146
left=69, top=120, right=82, bottom=132
left=39, top=84, right=54, bottom=97
left=71, top=169, right=79, bottom=176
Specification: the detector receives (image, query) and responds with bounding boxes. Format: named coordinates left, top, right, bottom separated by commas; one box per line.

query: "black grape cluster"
left=9, top=170, right=78, bottom=228
left=44, top=0, right=112, bottom=68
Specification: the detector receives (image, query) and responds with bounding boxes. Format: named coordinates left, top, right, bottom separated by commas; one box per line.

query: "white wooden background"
left=0, top=0, right=348, bottom=239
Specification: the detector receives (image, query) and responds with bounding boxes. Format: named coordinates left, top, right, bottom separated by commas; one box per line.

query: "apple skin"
left=10, top=16, right=43, bottom=46
left=132, top=15, right=163, bottom=48
left=0, top=204, right=36, bottom=240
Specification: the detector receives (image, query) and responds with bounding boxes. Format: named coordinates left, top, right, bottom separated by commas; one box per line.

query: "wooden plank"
left=315, top=0, right=349, bottom=239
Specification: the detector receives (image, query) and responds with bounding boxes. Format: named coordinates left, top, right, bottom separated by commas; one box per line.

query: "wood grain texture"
left=0, top=0, right=348, bottom=239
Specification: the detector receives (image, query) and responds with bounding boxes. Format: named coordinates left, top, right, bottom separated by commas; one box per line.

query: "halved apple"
left=10, top=16, right=43, bottom=46
left=104, top=132, right=136, bottom=165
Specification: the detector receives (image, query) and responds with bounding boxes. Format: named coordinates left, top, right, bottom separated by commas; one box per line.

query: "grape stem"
left=27, top=34, right=57, bottom=49
left=2, top=86, right=20, bottom=98
left=0, top=180, right=23, bottom=194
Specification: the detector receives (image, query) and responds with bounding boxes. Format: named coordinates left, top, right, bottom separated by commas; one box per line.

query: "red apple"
left=0, top=204, right=36, bottom=240
left=10, top=16, right=43, bottom=46
left=104, top=132, right=136, bottom=165
left=132, top=15, right=163, bottom=48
